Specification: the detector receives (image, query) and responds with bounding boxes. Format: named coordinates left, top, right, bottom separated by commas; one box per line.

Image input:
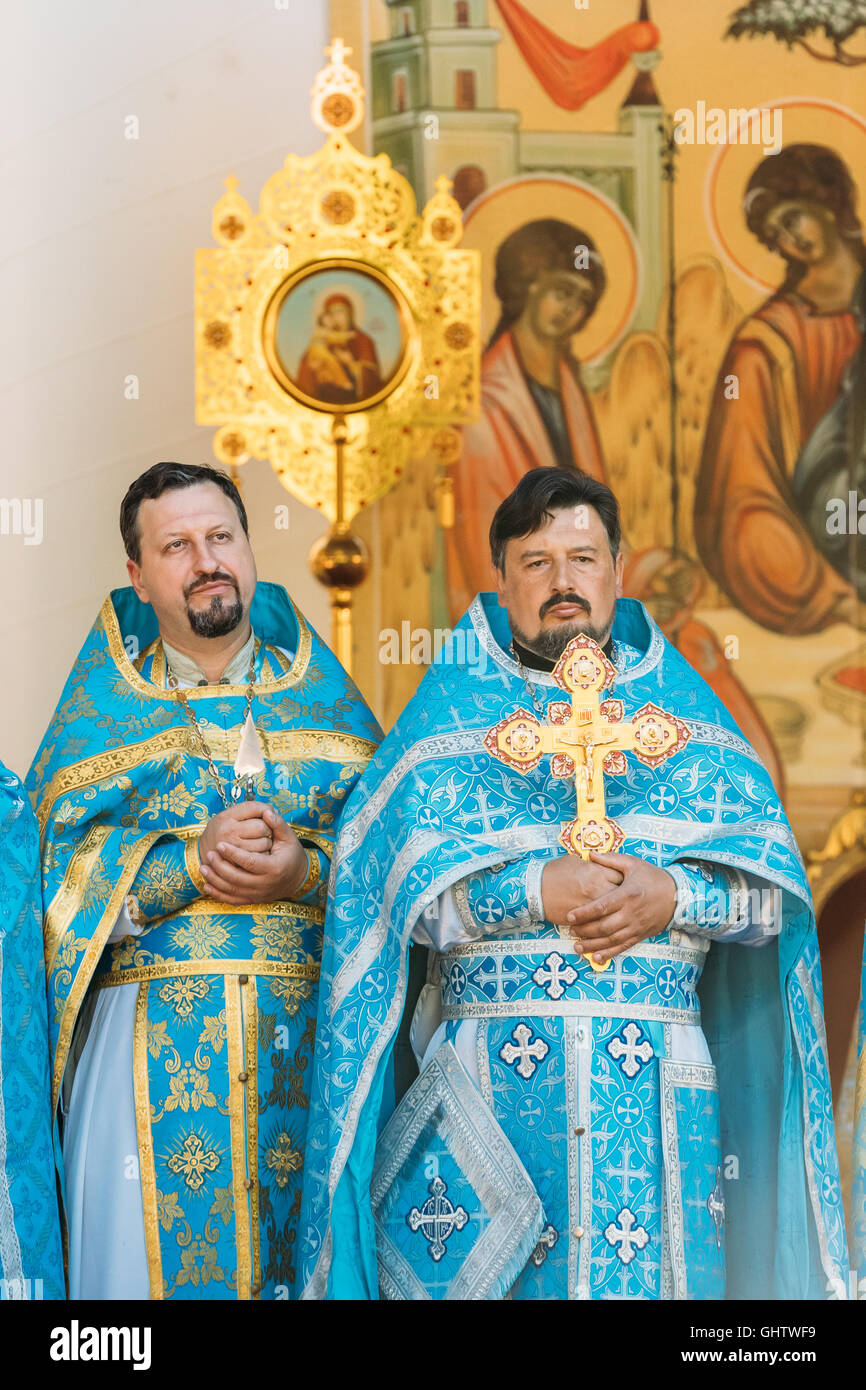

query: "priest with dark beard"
left=301, top=467, right=847, bottom=1302
left=28, top=462, right=380, bottom=1300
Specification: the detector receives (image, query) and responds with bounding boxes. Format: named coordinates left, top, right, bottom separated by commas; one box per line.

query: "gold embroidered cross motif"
left=485, top=634, right=690, bottom=860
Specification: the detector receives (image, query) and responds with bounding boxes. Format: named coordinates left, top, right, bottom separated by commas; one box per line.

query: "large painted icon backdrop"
left=353, top=0, right=866, bottom=1159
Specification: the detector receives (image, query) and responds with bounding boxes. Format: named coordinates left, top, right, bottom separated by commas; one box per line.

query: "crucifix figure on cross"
left=483, top=634, right=691, bottom=967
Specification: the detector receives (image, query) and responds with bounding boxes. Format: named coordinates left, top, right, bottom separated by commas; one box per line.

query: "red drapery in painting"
left=492, top=0, right=660, bottom=109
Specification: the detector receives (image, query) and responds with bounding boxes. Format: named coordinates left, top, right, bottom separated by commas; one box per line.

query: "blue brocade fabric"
left=0, top=767, right=64, bottom=1300
left=300, top=594, right=848, bottom=1301
left=427, top=938, right=721, bottom=1300
left=26, top=583, right=381, bottom=1299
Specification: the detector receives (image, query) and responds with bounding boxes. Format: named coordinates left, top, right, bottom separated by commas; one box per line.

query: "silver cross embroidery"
left=474, top=954, right=523, bottom=1003
left=606, top=1021, right=654, bottom=1078
left=407, top=1176, right=469, bottom=1263
left=603, top=1206, right=650, bottom=1265
left=475, top=895, right=505, bottom=924
left=532, top=951, right=578, bottom=1001
left=498, top=1022, right=549, bottom=1079
left=603, top=1137, right=651, bottom=1196
left=454, top=786, right=509, bottom=835
left=707, top=1165, right=725, bottom=1249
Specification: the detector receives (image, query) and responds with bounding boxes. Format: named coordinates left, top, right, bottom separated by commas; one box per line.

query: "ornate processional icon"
left=195, top=40, right=480, bottom=672
left=484, top=635, right=690, bottom=966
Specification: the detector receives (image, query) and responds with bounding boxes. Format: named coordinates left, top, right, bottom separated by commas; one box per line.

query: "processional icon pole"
left=194, top=40, right=480, bottom=673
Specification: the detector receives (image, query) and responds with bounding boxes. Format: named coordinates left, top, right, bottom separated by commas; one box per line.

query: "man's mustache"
left=185, top=572, right=238, bottom=599
left=539, top=591, right=591, bottom=619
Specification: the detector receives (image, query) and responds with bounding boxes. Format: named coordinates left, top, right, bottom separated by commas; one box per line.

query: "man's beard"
left=185, top=577, right=244, bottom=638
left=511, top=592, right=610, bottom=661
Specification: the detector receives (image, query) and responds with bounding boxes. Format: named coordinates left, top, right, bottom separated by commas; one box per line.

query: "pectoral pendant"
left=232, top=710, right=267, bottom=801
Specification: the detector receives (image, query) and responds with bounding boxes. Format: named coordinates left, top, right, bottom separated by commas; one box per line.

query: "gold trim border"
left=51, top=829, right=165, bottom=1113
left=101, top=591, right=313, bottom=700
left=225, top=976, right=253, bottom=1300
left=44, top=825, right=113, bottom=980
left=133, top=982, right=164, bottom=1301
left=184, top=836, right=208, bottom=896
left=156, top=896, right=324, bottom=923
left=243, top=976, right=261, bottom=1298
left=292, top=848, right=321, bottom=900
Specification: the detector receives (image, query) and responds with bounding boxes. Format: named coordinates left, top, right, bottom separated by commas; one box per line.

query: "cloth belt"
left=91, top=957, right=319, bottom=989
left=440, top=937, right=702, bottom=1024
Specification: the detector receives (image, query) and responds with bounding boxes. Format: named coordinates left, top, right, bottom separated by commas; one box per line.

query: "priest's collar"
left=469, top=591, right=663, bottom=687
left=161, top=626, right=256, bottom=687
left=512, top=632, right=615, bottom=673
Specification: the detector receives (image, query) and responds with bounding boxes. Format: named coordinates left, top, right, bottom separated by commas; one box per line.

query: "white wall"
left=0, top=0, right=333, bottom=775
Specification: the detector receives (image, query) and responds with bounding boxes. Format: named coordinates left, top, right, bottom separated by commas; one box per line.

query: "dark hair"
left=120, top=462, right=249, bottom=564
left=488, top=219, right=606, bottom=348
left=490, top=467, right=621, bottom=572
left=744, top=144, right=865, bottom=285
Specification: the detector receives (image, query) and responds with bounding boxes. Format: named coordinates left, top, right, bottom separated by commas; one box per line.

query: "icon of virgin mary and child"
left=296, top=292, right=384, bottom=407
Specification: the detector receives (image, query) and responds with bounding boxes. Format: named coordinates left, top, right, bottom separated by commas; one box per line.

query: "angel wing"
left=664, top=256, right=744, bottom=561
left=594, top=255, right=743, bottom=561
left=592, top=331, right=670, bottom=555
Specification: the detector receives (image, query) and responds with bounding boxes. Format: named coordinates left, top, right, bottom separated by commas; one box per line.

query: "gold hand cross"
left=484, top=634, right=690, bottom=859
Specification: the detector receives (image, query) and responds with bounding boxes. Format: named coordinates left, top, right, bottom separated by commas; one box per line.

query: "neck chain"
left=167, top=648, right=257, bottom=808
left=511, top=642, right=546, bottom=717
left=510, top=639, right=618, bottom=717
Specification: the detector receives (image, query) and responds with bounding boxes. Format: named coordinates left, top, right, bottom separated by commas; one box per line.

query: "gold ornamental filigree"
left=195, top=42, right=480, bottom=527
left=311, top=39, right=364, bottom=136
left=319, top=189, right=356, bottom=225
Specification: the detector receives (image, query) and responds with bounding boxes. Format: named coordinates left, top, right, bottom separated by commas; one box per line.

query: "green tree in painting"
left=726, top=0, right=866, bottom=64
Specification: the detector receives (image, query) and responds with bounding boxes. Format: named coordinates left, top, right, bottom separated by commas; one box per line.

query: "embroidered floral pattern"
left=209, top=1185, right=234, bottom=1226
left=250, top=915, right=305, bottom=963
left=157, top=1189, right=185, bottom=1232
left=270, top=974, right=313, bottom=1017
left=147, top=1017, right=175, bottom=1059
left=164, top=1064, right=217, bottom=1113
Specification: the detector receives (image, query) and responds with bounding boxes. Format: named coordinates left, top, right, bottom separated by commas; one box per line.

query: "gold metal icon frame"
left=261, top=257, right=415, bottom=415
left=194, top=40, right=480, bottom=525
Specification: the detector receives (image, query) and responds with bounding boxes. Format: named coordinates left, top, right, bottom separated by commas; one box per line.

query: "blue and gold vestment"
left=27, top=583, right=380, bottom=1299
left=0, top=766, right=64, bottom=1300
left=300, top=594, right=848, bottom=1300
